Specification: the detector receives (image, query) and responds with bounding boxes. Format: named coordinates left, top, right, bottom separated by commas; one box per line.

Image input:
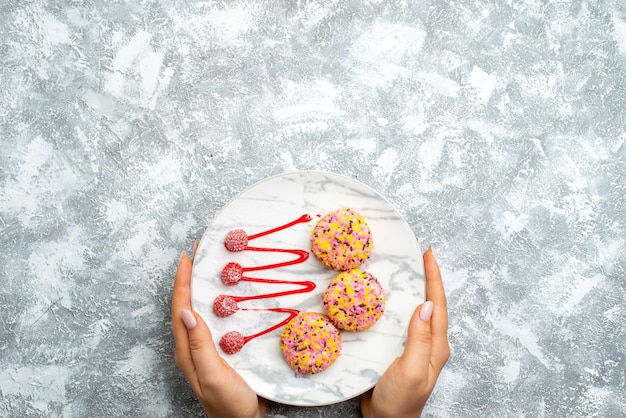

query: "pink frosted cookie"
left=280, top=312, right=341, bottom=374
left=310, top=208, right=373, bottom=271
left=323, top=269, right=385, bottom=332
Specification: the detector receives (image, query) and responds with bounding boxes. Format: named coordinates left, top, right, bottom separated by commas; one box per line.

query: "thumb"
left=181, top=309, right=223, bottom=378
left=399, top=301, right=434, bottom=373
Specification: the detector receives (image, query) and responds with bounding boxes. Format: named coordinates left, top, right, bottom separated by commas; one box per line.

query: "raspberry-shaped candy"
left=220, top=331, right=245, bottom=354
left=225, top=229, right=247, bottom=252
left=221, top=262, right=243, bottom=285
left=213, top=295, right=238, bottom=318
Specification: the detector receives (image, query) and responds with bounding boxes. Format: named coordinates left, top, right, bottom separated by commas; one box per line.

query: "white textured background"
left=1, top=1, right=625, bottom=417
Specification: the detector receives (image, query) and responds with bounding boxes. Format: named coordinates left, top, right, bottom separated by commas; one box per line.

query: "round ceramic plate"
left=191, top=171, right=425, bottom=406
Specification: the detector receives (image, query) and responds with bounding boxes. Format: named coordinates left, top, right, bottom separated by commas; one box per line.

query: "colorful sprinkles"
left=323, top=269, right=385, bottom=332
left=280, top=312, right=342, bottom=375
left=310, top=208, right=373, bottom=271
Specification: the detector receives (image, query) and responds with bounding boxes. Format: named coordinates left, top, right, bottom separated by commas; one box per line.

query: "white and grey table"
left=1, top=1, right=624, bottom=416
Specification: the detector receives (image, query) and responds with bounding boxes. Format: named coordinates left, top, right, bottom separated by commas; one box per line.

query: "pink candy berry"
left=221, top=262, right=243, bottom=285
left=220, top=331, right=245, bottom=354
left=213, top=295, right=238, bottom=318
left=225, top=229, right=248, bottom=252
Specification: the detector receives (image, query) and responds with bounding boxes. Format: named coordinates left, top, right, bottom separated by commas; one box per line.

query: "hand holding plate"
left=361, top=246, right=450, bottom=418
left=172, top=248, right=266, bottom=418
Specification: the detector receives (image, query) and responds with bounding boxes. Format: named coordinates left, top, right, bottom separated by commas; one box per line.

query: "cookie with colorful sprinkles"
left=310, top=208, right=373, bottom=271
left=280, top=312, right=342, bottom=375
left=323, top=269, right=385, bottom=332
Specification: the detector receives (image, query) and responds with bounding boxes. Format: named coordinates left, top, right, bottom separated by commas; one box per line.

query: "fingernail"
left=428, top=245, right=436, bottom=259
left=179, top=251, right=186, bottom=263
left=420, top=301, right=434, bottom=322
left=181, top=309, right=197, bottom=330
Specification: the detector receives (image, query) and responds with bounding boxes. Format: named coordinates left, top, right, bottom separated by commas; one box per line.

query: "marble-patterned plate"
left=191, top=171, right=425, bottom=406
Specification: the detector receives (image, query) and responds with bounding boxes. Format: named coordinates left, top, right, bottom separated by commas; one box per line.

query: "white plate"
left=191, top=171, right=425, bottom=406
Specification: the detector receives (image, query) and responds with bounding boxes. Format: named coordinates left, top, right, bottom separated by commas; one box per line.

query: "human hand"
left=172, top=245, right=266, bottom=418
left=361, top=246, right=449, bottom=418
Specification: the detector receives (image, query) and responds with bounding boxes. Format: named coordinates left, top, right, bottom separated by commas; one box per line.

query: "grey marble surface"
left=191, top=172, right=426, bottom=406
left=1, top=1, right=625, bottom=417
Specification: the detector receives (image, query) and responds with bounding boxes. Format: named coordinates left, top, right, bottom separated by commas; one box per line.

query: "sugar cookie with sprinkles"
left=280, top=312, right=342, bottom=375
left=323, top=269, right=385, bottom=332
left=311, top=208, right=373, bottom=271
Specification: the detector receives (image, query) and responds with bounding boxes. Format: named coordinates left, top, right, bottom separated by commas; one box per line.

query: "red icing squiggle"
left=248, top=214, right=312, bottom=239
left=216, top=214, right=315, bottom=354
left=239, top=248, right=309, bottom=270
left=242, top=308, right=299, bottom=342
left=219, top=308, right=299, bottom=354
left=225, top=214, right=312, bottom=253
left=214, top=278, right=315, bottom=317
left=222, top=261, right=318, bottom=285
